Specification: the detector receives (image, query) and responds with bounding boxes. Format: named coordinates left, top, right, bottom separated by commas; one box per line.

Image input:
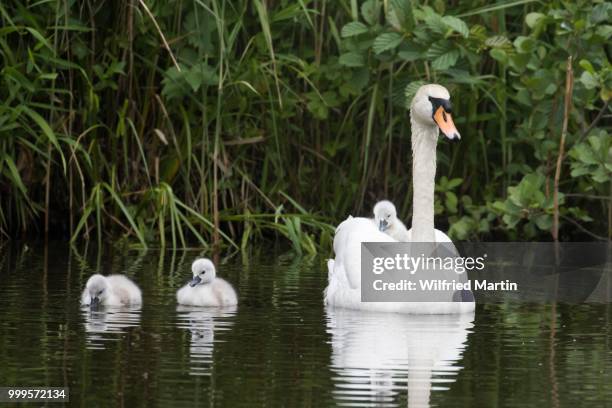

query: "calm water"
left=0, top=243, right=611, bottom=407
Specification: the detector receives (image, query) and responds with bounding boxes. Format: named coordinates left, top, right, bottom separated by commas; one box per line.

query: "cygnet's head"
left=86, top=274, right=110, bottom=307
left=373, top=200, right=398, bottom=232
left=410, top=84, right=460, bottom=141
left=189, top=258, right=216, bottom=287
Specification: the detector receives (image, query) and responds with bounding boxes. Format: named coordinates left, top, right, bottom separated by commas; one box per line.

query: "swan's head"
left=85, top=274, right=110, bottom=307
left=373, top=200, right=398, bottom=232
left=189, top=258, right=216, bottom=287
left=410, top=84, right=460, bottom=141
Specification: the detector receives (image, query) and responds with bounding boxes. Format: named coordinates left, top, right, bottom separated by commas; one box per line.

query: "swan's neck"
left=411, top=117, right=438, bottom=242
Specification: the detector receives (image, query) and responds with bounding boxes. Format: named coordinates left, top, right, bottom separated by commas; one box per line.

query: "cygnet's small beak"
left=189, top=276, right=202, bottom=287
left=91, top=297, right=100, bottom=308
left=379, top=219, right=388, bottom=231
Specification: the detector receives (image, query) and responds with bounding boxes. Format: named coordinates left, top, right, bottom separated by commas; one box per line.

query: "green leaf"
left=485, top=35, right=511, bottom=48
left=20, top=106, right=66, bottom=172
left=502, top=213, right=520, bottom=229
left=361, top=0, right=380, bottom=25
left=184, top=70, right=203, bottom=92
left=570, top=167, right=591, bottom=178
left=432, top=50, right=460, bottom=70
left=175, top=200, right=239, bottom=249
left=445, top=192, right=458, bottom=213
left=514, top=36, right=535, bottom=53
left=490, top=48, right=508, bottom=64
left=446, top=178, right=463, bottom=189
left=1, top=155, right=27, bottom=195
left=339, top=51, right=366, bottom=67
left=387, top=0, right=415, bottom=31
left=103, top=184, right=147, bottom=248
left=579, top=59, right=595, bottom=74
left=442, top=16, right=469, bottom=38
left=591, top=3, right=612, bottom=24
left=24, top=27, right=53, bottom=51
left=580, top=71, right=599, bottom=89
left=372, top=32, right=404, bottom=54
left=525, top=12, right=545, bottom=29
left=596, top=25, right=612, bottom=40
left=341, top=21, right=369, bottom=37
left=398, top=49, right=423, bottom=61
left=421, top=6, right=447, bottom=34
left=398, top=40, right=424, bottom=61
left=193, top=63, right=219, bottom=86
left=534, top=214, right=552, bottom=230
left=21, top=107, right=60, bottom=152
left=426, top=41, right=452, bottom=58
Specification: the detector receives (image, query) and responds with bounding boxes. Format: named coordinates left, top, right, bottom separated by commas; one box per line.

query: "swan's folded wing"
left=333, top=217, right=396, bottom=290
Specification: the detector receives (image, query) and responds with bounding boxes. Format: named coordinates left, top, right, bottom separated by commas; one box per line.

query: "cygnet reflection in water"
left=81, top=305, right=142, bottom=350
left=176, top=305, right=237, bottom=376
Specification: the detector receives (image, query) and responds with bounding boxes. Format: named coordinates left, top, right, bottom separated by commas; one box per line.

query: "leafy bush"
left=0, top=0, right=610, bottom=249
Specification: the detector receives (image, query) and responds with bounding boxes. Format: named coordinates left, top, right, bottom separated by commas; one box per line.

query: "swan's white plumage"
left=177, top=278, right=238, bottom=307
left=177, top=258, right=238, bottom=307
left=81, top=274, right=142, bottom=306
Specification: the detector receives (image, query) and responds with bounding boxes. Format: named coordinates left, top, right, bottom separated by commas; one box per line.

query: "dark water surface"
left=0, top=244, right=610, bottom=407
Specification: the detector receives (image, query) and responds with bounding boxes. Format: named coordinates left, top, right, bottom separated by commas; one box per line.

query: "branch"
left=560, top=215, right=607, bottom=241
left=552, top=57, right=574, bottom=242
left=138, top=0, right=181, bottom=72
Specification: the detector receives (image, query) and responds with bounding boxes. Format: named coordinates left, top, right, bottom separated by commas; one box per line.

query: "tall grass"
left=0, top=0, right=609, bottom=249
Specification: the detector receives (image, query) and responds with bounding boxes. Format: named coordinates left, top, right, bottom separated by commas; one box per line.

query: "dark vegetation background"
left=0, top=0, right=610, bottom=252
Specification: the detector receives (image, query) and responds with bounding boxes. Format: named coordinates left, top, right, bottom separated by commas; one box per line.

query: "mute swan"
left=80, top=274, right=142, bottom=307
left=176, top=258, right=238, bottom=307
left=373, top=200, right=410, bottom=241
left=325, top=84, right=474, bottom=314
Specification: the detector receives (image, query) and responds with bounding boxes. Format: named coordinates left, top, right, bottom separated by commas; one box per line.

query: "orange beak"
left=433, top=106, right=460, bottom=141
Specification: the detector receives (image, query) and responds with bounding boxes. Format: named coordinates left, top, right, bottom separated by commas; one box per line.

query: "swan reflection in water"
left=176, top=305, right=237, bottom=376
left=81, top=306, right=141, bottom=350
left=326, top=307, right=474, bottom=407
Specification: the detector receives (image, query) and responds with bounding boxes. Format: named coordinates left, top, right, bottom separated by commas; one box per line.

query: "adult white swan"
left=324, top=84, right=475, bottom=314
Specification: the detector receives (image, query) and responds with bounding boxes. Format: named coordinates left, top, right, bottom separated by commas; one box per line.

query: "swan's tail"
left=334, top=215, right=353, bottom=234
